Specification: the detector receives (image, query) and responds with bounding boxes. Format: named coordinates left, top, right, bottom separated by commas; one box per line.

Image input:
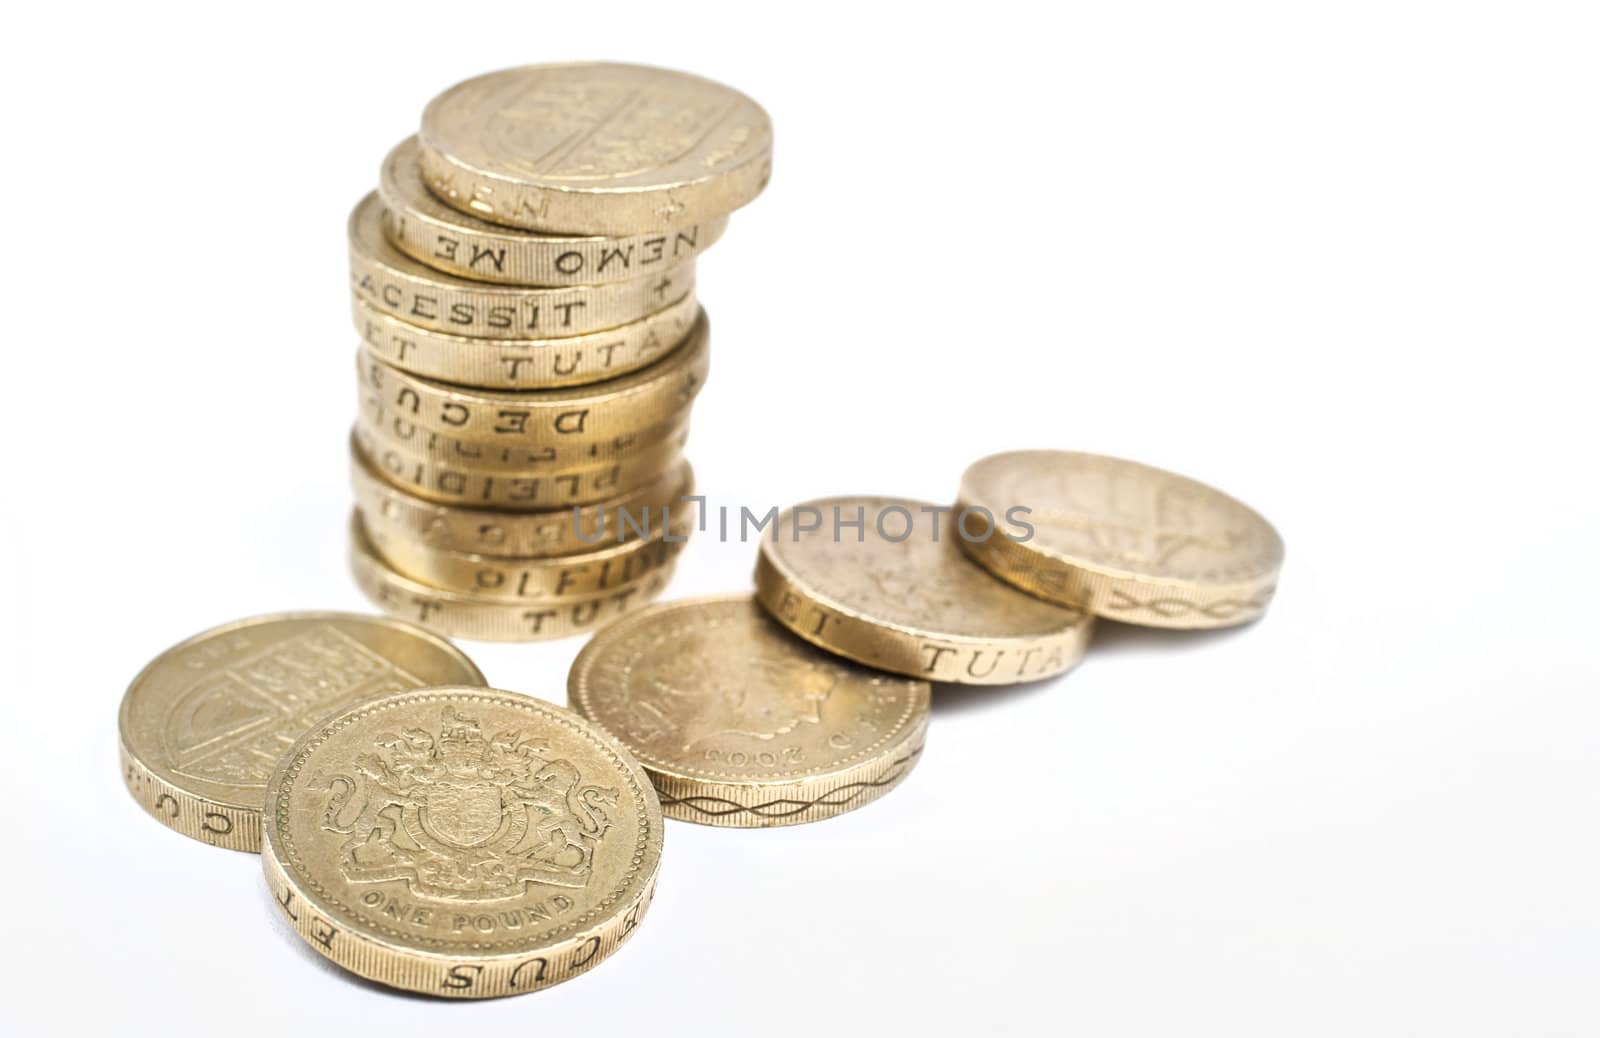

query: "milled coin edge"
left=751, top=499, right=1094, bottom=685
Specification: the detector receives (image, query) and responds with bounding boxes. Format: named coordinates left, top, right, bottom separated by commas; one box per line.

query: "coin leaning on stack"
left=562, top=453, right=1284, bottom=831
left=745, top=452, right=1285, bottom=687
left=345, top=62, right=773, bottom=640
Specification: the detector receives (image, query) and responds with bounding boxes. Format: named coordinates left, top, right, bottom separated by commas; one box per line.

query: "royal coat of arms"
left=321, top=708, right=618, bottom=900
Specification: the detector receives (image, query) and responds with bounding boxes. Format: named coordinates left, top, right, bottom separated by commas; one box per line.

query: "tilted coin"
left=262, top=687, right=663, bottom=997
left=362, top=505, right=691, bottom=601
left=571, top=595, right=929, bottom=827
left=351, top=448, right=694, bottom=559
left=352, top=289, right=699, bottom=390
left=357, top=308, right=708, bottom=444
left=119, top=612, right=483, bottom=852
left=349, top=192, right=694, bottom=339
left=358, top=383, right=691, bottom=473
left=352, top=425, right=687, bottom=510
left=351, top=515, right=677, bottom=642
left=380, top=136, right=727, bottom=286
left=753, top=497, right=1093, bottom=685
left=957, top=450, right=1285, bottom=629
left=419, top=62, right=772, bottom=234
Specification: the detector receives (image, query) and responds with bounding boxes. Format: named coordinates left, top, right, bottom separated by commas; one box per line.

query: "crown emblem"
left=436, top=707, right=490, bottom=768
left=322, top=708, right=618, bottom=900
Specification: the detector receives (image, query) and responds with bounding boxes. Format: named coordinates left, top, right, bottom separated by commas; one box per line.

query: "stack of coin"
left=345, top=62, right=773, bottom=641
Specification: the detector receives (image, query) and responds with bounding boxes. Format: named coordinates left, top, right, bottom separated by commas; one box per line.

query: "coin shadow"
left=928, top=672, right=1069, bottom=716
left=1086, top=617, right=1259, bottom=659
left=927, top=619, right=1262, bottom=715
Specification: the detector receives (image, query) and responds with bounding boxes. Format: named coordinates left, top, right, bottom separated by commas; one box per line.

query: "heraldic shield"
left=321, top=707, right=619, bottom=900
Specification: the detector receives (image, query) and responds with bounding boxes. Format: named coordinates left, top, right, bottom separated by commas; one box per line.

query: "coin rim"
left=351, top=426, right=687, bottom=511
left=355, top=308, right=709, bottom=444
left=349, top=515, right=680, bottom=642
left=349, top=446, right=694, bottom=559
left=350, top=290, right=700, bottom=391
left=361, top=505, right=692, bottom=602
left=379, top=136, right=729, bottom=285
left=349, top=192, right=697, bottom=339
left=355, top=390, right=695, bottom=473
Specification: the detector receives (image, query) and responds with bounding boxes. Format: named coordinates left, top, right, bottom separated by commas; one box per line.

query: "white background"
left=2, top=2, right=1596, bottom=1034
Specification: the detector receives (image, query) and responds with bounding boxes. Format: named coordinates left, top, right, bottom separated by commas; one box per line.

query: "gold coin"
left=362, top=505, right=691, bottom=602
left=119, top=612, right=484, bottom=852
left=358, top=383, right=690, bottom=473
left=352, top=426, right=686, bottom=510
left=419, top=62, right=772, bottom=235
left=753, top=497, right=1093, bottom=686
left=570, top=595, right=929, bottom=828
left=957, top=450, right=1285, bottom=629
left=350, top=515, right=677, bottom=642
left=352, top=286, right=699, bottom=390
left=262, top=686, right=663, bottom=997
left=380, top=136, right=727, bottom=286
left=351, top=447, right=693, bottom=559
left=349, top=192, right=693, bottom=339
left=357, top=308, right=708, bottom=444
